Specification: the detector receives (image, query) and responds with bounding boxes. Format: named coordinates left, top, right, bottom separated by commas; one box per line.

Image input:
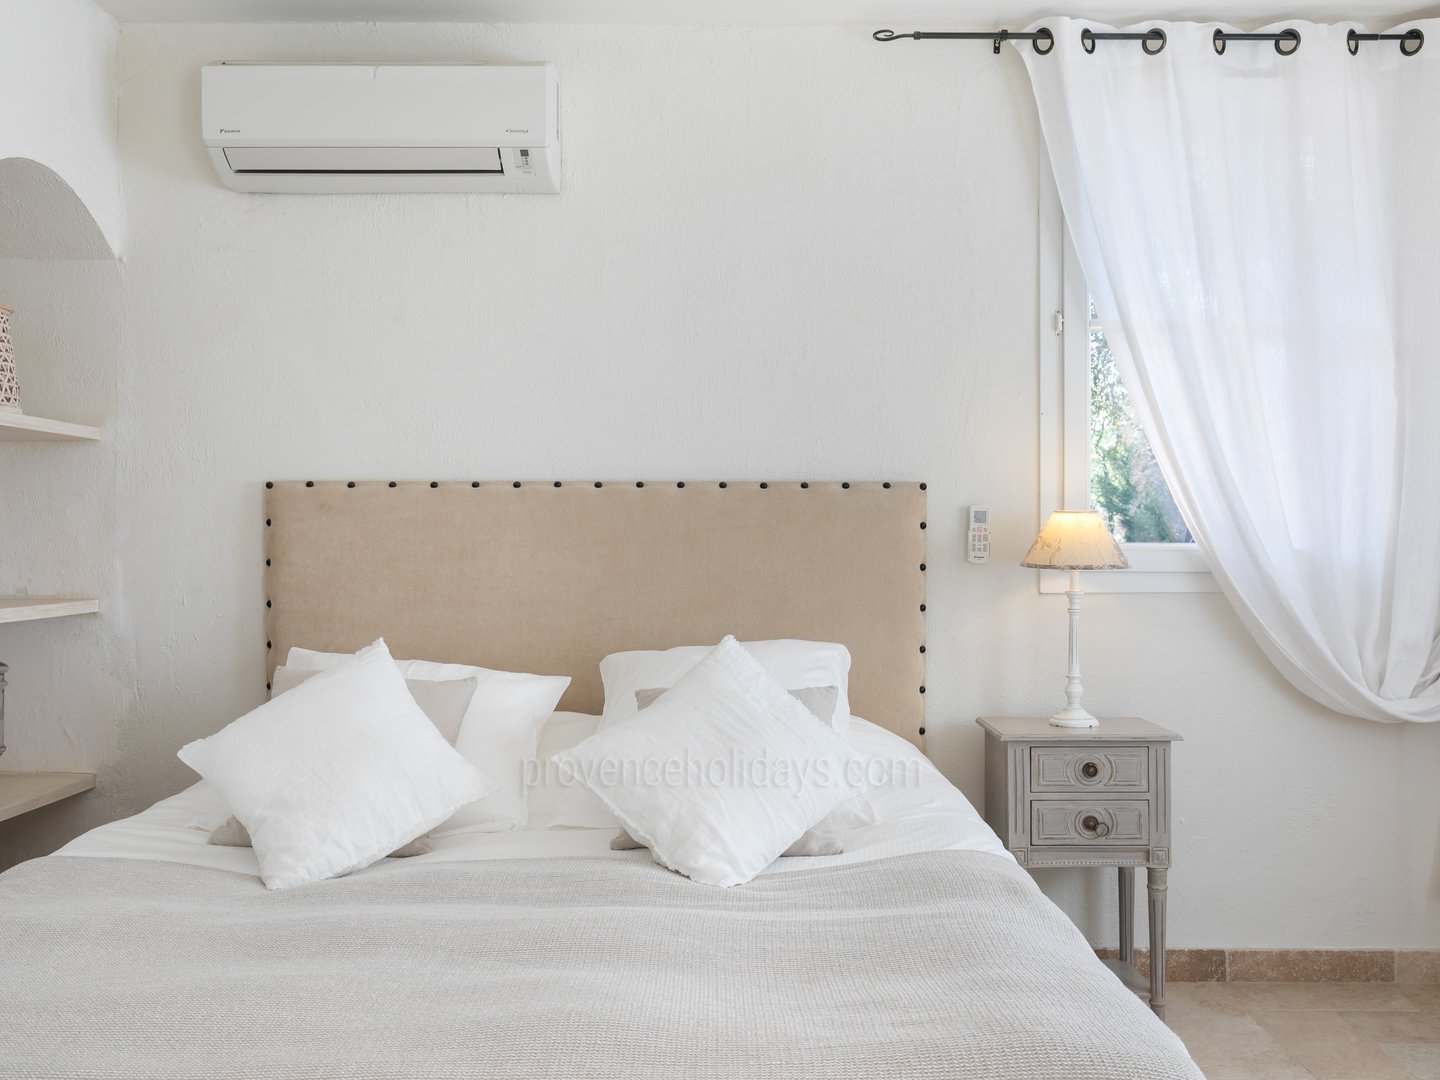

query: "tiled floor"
left=1168, top=982, right=1440, bottom=1079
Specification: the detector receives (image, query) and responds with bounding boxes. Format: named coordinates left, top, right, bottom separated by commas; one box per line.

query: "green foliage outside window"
left=1089, top=324, right=1192, bottom=544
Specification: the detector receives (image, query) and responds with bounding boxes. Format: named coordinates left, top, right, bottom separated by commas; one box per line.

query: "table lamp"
left=1021, top=511, right=1128, bottom=727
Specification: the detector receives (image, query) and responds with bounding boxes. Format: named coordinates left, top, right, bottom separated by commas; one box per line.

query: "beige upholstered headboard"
left=264, top=481, right=929, bottom=747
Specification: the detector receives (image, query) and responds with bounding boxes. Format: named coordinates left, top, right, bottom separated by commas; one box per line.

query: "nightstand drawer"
left=1031, top=800, right=1150, bottom=845
left=1030, top=746, right=1149, bottom=793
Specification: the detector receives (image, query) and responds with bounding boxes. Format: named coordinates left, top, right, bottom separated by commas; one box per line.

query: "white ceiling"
left=88, top=0, right=1440, bottom=25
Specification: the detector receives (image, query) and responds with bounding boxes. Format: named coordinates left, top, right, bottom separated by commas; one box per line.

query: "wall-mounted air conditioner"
left=201, top=62, right=560, bottom=194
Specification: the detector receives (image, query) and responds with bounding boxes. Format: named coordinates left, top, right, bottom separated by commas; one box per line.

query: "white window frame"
left=1037, top=152, right=1216, bottom=595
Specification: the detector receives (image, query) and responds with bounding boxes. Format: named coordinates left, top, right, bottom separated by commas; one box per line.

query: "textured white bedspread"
left=0, top=849, right=1200, bottom=1080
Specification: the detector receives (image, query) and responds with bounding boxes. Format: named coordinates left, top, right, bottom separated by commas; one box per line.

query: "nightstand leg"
left=1118, top=866, right=1135, bottom=966
left=1147, top=866, right=1168, bottom=1020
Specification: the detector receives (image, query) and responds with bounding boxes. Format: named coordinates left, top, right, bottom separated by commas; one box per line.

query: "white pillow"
left=599, top=639, right=852, bottom=734
left=285, top=646, right=570, bottom=830
left=526, top=711, right=602, bottom=830
left=556, top=636, right=874, bottom=887
left=178, top=640, right=489, bottom=890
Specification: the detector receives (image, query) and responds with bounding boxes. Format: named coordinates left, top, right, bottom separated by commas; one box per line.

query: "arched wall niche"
left=0, top=155, right=123, bottom=871
left=0, top=158, right=117, bottom=262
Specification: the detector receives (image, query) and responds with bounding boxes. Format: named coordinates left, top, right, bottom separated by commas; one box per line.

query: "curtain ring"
left=1346, top=28, right=1423, bottom=55
left=1033, top=27, right=1055, bottom=54
left=1080, top=27, right=1165, bottom=54
left=1213, top=27, right=1301, bottom=56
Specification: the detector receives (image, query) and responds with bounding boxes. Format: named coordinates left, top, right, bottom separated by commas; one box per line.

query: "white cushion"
left=178, top=640, right=489, bottom=890
left=556, top=637, right=874, bottom=887
left=599, top=639, right=852, bottom=734
left=526, top=711, right=602, bottom=830
left=285, top=646, right=570, bottom=830
left=552, top=641, right=853, bottom=831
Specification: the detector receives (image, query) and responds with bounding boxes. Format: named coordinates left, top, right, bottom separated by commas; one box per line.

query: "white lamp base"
left=1048, top=705, right=1099, bottom=729
left=1051, top=570, right=1099, bottom=729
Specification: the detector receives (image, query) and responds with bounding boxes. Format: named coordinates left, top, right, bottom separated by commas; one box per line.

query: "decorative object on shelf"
left=0, top=661, right=7, bottom=758
left=0, top=303, right=18, bottom=413
left=1021, top=510, right=1128, bottom=727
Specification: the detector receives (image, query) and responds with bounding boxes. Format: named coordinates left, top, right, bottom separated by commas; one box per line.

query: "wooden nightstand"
left=976, top=716, right=1181, bottom=1019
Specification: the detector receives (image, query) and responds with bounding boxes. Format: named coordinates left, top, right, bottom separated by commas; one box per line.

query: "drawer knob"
left=1081, top=761, right=1100, bottom=779
left=1082, top=814, right=1111, bottom=837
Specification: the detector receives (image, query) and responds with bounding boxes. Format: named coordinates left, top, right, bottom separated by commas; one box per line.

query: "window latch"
left=1053, top=309, right=1064, bottom=336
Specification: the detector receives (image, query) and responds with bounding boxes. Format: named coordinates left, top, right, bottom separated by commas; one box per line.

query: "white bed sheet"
left=56, top=717, right=1011, bottom=879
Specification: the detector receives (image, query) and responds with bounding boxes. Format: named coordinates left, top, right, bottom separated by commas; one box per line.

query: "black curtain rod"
left=871, top=28, right=1054, bottom=53
left=872, top=24, right=1425, bottom=56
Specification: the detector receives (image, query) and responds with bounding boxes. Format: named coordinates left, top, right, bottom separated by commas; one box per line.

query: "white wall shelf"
left=0, top=413, right=102, bottom=442
left=0, top=597, right=100, bottom=624
left=0, top=772, right=96, bottom=824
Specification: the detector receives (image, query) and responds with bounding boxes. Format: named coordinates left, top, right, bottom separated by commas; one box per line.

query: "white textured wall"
left=0, top=0, right=123, bottom=256
left=3, top=19, right=1437, bottom=950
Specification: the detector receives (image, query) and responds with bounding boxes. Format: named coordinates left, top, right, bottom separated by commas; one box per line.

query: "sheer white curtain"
left=1018, top=19, right=1440, bottom=723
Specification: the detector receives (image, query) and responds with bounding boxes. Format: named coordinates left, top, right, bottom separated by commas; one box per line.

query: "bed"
left=0, top=482, right=1201, bottom=1079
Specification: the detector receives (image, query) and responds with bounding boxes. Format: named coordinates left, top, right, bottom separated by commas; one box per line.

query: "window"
left=1038, top=155, right=1213, bottom=594
left=1087, top=311, right=1192, bottom=545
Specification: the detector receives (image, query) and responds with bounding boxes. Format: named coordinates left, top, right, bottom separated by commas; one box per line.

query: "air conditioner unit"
left=201, top=63, right=560, bottom=194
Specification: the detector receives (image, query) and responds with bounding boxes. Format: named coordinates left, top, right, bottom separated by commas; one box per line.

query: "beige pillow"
left=610, top=826, right=841, bottom=857
left=208, top=672, right=478, bottom=856
left=270, top=667, right=475, bottom=744
left=634, top=684, right=838, bottom=724
left=209, top=815, right=434, bottom=857
left=614, top=683, right=846, bottom=858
